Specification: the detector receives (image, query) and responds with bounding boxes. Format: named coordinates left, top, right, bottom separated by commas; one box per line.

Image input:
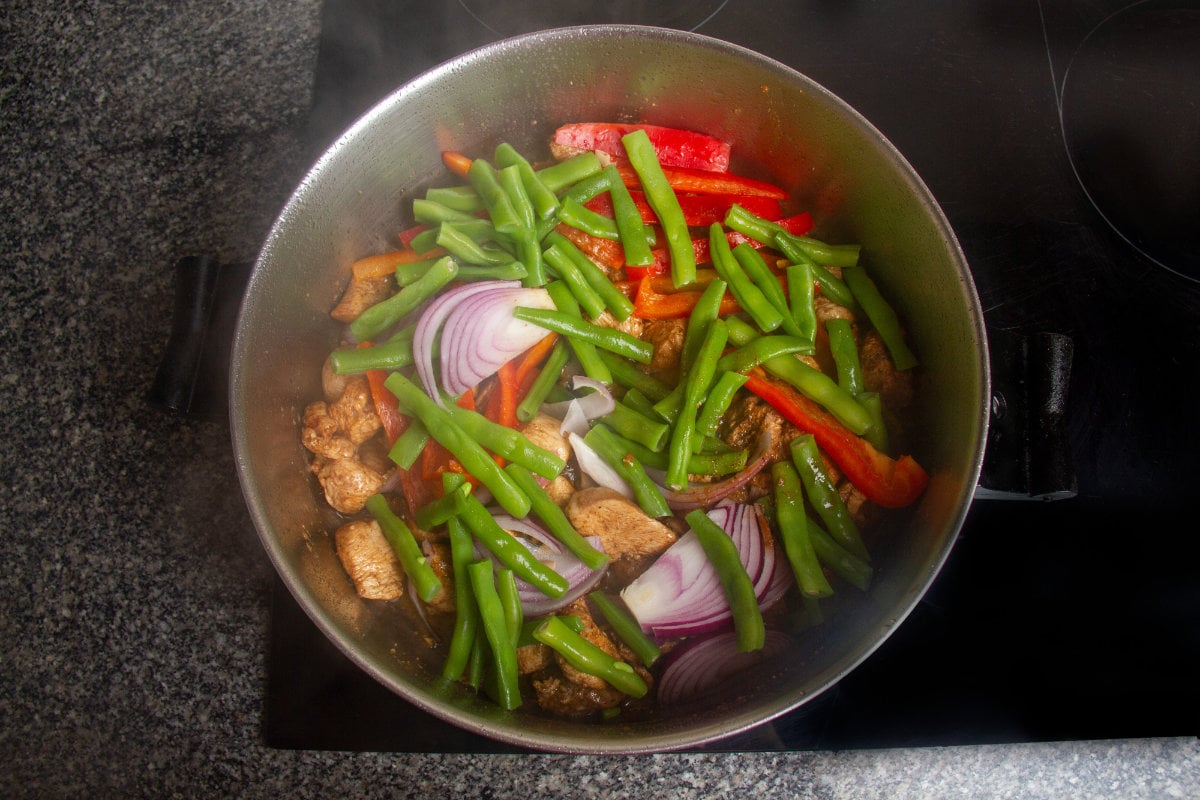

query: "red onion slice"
left=568, top=432, right=634, bottom=499
left=488, top=514, right=608, bottom=616
left=412, top=280, right=516, bottom=403
left=621, top=501, right=779, bottom=640
left=660, top=429, right=775, bottom=511
left=440, top=286, right=556, bottom=397
left=655, top=630, right=792, bottom=705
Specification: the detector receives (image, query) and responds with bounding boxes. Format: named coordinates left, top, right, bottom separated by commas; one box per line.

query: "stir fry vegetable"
left=300, top=122, right=929, bottom=719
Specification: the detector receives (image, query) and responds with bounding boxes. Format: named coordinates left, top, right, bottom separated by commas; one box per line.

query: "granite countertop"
left=1, top=2, right=1196, bottom=797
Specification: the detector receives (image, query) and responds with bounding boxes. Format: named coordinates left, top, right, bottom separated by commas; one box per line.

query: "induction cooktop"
left=247, top=0, right=1200, bottom=751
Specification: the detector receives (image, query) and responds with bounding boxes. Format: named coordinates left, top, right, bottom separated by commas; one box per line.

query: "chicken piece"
left=301, top=401, right=357, bottom=460
left=520, top=412, right=575, bottom=505
left=322, top=349, right=354, bottom=402
left=315, top=455, right=386, bottom=515
left=532, top=674, right=624, bottom=718
left=330, top=274, right=393, bottom=323
left=422, top=541, right=455, bottom=614
left=838, top=480, right=879, bottom=531
left=565, top=487, right=676, bottom=561
left=334, top=519, right=404, bottom=600
left=517, top=643, right=553, bottom=675
left=859, top=328, right=915, bottom=412
left=639, top=318, right=686, bottom=382
left=553, top=599, right=622, bottom=691
left=813, top=295, right=856, bottom=325
left=720, top=394, right=798, bottom=466
left=549, top=142, right=614, bottom=166
left=593, top=310, right=644, bottom=339
left=329, top=375, right=382, bottom=445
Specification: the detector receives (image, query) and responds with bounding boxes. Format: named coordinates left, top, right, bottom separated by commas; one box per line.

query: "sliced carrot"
left=442, top=150, right=474, bottom=178
left=351, top=249, right=445, bottom=282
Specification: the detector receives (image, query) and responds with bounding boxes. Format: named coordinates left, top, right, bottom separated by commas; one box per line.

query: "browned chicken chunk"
left=301, top=401, right=357, bottom=461
left=314, top=456, right=386, bottom=515
left=640, top=317, right=686, bottom=381
left=520, top=412, right=575, bottom=504
left=328, top=375, right=382, bottom=445
left=335, top=519, right=404, bottom=600
left=330, top=274, right=393, bottom=323
left=859, top=328, right=914, bottom=412
left=566, top=487, right=677, bottom=561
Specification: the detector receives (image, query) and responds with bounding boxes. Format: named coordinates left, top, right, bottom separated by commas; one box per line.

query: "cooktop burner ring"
left=1058, top=0, right=1200, bottom=283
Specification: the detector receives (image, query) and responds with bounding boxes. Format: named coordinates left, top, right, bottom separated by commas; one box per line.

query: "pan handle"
left=148, top=255, right=250, bottom=420
left=973, top=330, right=1077, bottom=501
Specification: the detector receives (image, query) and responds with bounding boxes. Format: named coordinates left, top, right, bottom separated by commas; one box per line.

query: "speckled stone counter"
left=1, top=2, right=1196, bottom=797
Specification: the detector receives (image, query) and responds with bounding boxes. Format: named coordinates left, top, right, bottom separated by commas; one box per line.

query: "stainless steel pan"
left=230, top=25, right=989, bottom=753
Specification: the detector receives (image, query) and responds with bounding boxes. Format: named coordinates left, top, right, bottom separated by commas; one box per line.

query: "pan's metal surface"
left=230, top=25, right=988, bottom=753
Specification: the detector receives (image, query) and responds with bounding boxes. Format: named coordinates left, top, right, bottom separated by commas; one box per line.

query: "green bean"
left=582, top=424, right=671, bottom=519
left=724, top=315, right=872, bottom=435
left=651, top=277, right=729, bottom=422
left=665, top=318, right=727, bottom=490
left=537, top=150, right=604, bottom=193
left=498, top=164, right=535, bottom=230
left=413, top=197, right=479, bottom=226
left=588, top=591, right=661, bottom=667
left=504, top=463, right=610, bottom=571
left=465, top=626, right=487, bottom=690
left=436, top=222, right=514, bottom=266
left=456, top=262, right=529, bottom=282
left=726, top=205, right=861, bottom=270
left=457, top=488, right=568, bottom=598
left=786, top=234, right=861, bottom=267
left=596, top=350, right=671, bottom=401
left=619, top=386, right=656, bottom=416
left=621, top=129, right=695, bottom=286
left=594, top=424, right=748, bottom=476
left=495, top=567, right=523, bottom=649
left=722, top=203, right=785, bottom=244
left=842, top=265, right=919, bottom=370
left=808, top=517, right=873, bottom=591
left=532, top=615, right=648, bottom=698
left=544, top=231, right=635, bottom=322
left=512, top=307, right=653, bottom=364
left=517, top=613, right=584, bottom=648
left=545, top=280, right=610, bottom=384
left=387, top=416, right=429, bottom=470
left=330, top=330, right=415, bottom=374
left=543, top=243, right=607, bottom=320
left=466, top=560, right=522, bottom=710
left=424, top=185, right=485, bottom=213
left=557, top=168, right=612, bottom=206
left=516, top=338, right=570, bottom=423
left=716, top=334, right=814, bottom=375
left=602, top=400, right=669, bottom=452
left=826, top=317, right=864, bottom=395
left=557, top=196, right=620, bottom=240
left=467, top=158, right=523, bottom=234
left=442, top=515, right=480, bottom=681
left=693, top=370, right=749, bottom=445
left=414, top=481, right=471, bottom=531
left=604, top=164, right=655, bottom=268
left=364, top=494, right=444, bottom=603
left=394, top=255, right=445, bottom=284
left=350, top=255, right=459, bottom=342
left=786, top=261, right=818, bottom=343
left=857, top=391, right=889, bottom=453
left=771, top=461, right=834, bottom=598
left=790, top=434, right=869, bottom=561
left=495, top=142, right=559, bottom=221
left=733, top=242, right=805, bottom=338
left=772, top=235, right=860, bottom=311
left=512, top=225, right=546, bottom=287
left=382, top=372, right=531, bottom=517
left=685, top=508, right=765, bottom=652
left=709, top=223, right=783, bottom=333
left=444, top=404, right=565, bottom=481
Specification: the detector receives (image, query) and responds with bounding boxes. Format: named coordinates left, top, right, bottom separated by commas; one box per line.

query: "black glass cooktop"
left=262, top=0, right=1199, bottom=751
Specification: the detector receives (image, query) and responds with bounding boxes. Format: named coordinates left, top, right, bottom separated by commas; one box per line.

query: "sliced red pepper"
left=486, top=359, right=519, bottom=431
left=624, top=212, right=815, bottom=281
left=421, top=389, right=479, bottom=482
left=586, top=190, right=782, bottom=228
left=441, top=150, right=474, bottom=178
left=742, top=371, right=929, bottom=508
left=615, top=161, right=787, bottom=199
left=554, top=122, right=731, bottom=172
left=363, top=363, right=408, bottom=445
left=398, top=223, right=430, bottom=249
left=632, top=275, right=743, bottom=320
left=555, top=223, right=626, bottom=270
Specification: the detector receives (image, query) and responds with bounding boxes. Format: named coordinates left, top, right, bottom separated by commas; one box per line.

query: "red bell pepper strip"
left=554, top=122, right=731, bottom=172
left=441, top=150, right=474, bottom=178
left=486, top=360, right=519, bottom=431
left=398, top=223, right=430, bottom=249
left=555, top=223, right=626, bottom=271
left=615, top=162, right=787, bottom=199
left=421, top=389, right=480, bottom=482
left=632, top=275, right=743, bottom=320
left=742, top=371, right=929, bottom=508
left=585, top=190, right=782, bottom=228
left=363, top=363, right=409, bottom=445
left=624, top=212, right=816, bottom=281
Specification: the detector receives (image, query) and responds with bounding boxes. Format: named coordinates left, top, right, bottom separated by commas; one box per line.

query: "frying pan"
left=230, top=25, right=989, bottom=753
